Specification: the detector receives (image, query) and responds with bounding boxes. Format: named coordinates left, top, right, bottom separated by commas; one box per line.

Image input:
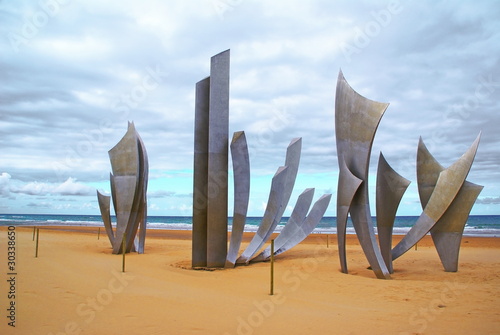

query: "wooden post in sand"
left=415, top=243, right=418, bottom=251
left=270, top=239, right=274, bottom=295
left=122, top=234, right=126, bottom=272
left=97, top=227, right=101, bottom=240
left=35, top=228, right=40, bottom=258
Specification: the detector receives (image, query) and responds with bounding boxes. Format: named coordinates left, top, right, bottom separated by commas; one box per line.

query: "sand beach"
left=1, top=226, right=499, bottom=335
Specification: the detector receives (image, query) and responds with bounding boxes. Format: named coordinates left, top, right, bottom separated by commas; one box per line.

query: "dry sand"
left=0, top=226, right=499, bottom=335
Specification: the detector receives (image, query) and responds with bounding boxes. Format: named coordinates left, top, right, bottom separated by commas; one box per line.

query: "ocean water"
left=0, top=214, right=499, bottom=237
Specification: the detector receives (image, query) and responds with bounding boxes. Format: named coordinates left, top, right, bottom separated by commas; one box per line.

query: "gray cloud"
left=26, top=202, right=52, bottom=208
left=0, top=0, right=499, bottom=215
left=148, top=190, right=192, bottom=199
left=476, top=197, right=500, bottom=205
left=4, top=175, right=94, bottom=197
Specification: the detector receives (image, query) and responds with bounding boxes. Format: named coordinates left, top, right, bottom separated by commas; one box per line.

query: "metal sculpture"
left=391, top=134, right=481, bottom=261
left=236, top=166, right=289, bottom=264
left=189, top=55, right=486, bottom=276
left=192, top=50, right=230, bottom=268
left=335, top=70, right=391, bottom=279
left=97, top=122, right=148, bottom=254
left=274, top=137, right=302, bottom=224
left=253, top=192, right=332, bottom=261
left=430, top=182, right=483, bottom=272
left=236, top=137, right=301, bottom=264
left=336, top=159, right=363, bottom=275
left=226, top=131, right=250, bottom=268
left=273, top=193, right=332, bottom=258
left=192, top=51, right=332, bottom=269
left=97, top=191, right=114, bottom=246
left=376, top=153, right=411, bottom=273
left=251, top=188, right=315, bottom=262
left=135, top=128, right=149, bottom=254
left=334, top=69, right=483, bottom=278
left=414, top=137, right=483, bottom=272
left=192, top=77, right=209, bottom=267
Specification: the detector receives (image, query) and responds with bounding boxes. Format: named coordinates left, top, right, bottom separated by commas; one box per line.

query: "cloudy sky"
left=1, top=0, right=499, bottom=217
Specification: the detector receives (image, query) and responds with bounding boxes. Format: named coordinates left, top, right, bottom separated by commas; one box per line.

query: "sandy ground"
left=0, top=226, right=499, bottom=335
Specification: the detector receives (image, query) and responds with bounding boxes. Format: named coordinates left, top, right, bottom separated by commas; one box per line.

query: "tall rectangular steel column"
left=207, top=49, right=230, bottom=267
left=192, top=77, right=210, bottom=267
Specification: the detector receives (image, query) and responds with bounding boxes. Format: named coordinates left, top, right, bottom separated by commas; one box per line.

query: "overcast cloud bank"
left=1, top=0, right=499, bottom=216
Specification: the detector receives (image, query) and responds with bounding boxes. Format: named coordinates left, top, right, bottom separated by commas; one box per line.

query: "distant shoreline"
left=1, top=222, right=499, bottom=238
left=1, top=214, right=499, bottom=237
